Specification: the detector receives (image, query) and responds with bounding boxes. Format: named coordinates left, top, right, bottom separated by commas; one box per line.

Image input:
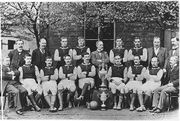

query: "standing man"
left=40, top=56, right=58, bottom=112
left=147, top=36, right=168, bottom=68
left=73, top=36, right=91, bottom=66
left=54, top=37, right=73, bottom=69
left=58, top=55, right=77, bottom=111
left=76, top=52, right=96, bottom=108
left=126, top=55, right=146, bottom=111
left=151, top=56, right=179, bottom=113
left=1, top=57, right=24, bottom=115
left=19, top=54, right=43, bottom=112
left=32, top=38, right=51, bottom=71
left=128, top=37, right=147, bottom=66
left=8, top=39, right=28, bottom=110
left=109, top=38, right=128, bottom=65
left=136, top=57, right=163, bottom=112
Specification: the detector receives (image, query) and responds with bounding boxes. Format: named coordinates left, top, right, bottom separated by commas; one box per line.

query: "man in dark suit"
left=8, top=39, right=29, bottom=70
left=147, top=36, right=168, bottom=69
left=150, top=56, right=179, bottom=113
left=32, top=38, right=51, bottom=70
left=8, top=39, right=28, bottom=110
left=1, top=57, right=23, bottom=115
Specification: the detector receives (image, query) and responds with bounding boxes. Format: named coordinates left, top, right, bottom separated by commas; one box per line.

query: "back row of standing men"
left=2, top=36, right=179, bottom=114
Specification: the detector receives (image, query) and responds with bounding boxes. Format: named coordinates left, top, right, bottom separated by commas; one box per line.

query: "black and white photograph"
left=0, top=0, right=179, bottom=120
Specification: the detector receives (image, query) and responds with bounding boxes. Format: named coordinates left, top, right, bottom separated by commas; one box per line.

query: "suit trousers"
left=6, top=84, right=22, bottom=111
left=152, top=85, right=177, bottom=110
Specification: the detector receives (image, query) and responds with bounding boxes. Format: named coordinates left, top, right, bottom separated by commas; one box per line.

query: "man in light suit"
left=147, top=37, right=168, bottom=69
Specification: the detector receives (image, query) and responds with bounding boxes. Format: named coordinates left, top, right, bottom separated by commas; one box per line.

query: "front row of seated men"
left=1, top=53, right=179, bottom=114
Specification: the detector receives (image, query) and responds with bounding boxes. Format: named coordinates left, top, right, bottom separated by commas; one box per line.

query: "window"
left=8, top=40, right=15, bottom=50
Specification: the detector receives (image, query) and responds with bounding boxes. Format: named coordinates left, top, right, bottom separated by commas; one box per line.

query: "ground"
left=1, top=106, right=179, bottom=120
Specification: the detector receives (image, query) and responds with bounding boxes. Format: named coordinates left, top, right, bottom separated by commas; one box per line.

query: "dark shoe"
left=16, top=110, right=23, bottom=115
left=149, top=107, right=158, bottom=113
left=154, top=108, right=161, bottom=113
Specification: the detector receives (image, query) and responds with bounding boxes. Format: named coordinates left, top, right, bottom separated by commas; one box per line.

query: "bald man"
left=151, top=56, right=179, bottom=113
left=137, top=57, right=163, bottom=112
left=32, top=38, right=51, bottom=70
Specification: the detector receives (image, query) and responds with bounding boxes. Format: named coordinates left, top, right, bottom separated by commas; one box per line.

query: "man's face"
left=134, top=39, right=141, bottom=48
left=64, top=56, right=71, bottom=65
left=83, top=54, right=90, bottom=63
left=16, top=40, right=24, bottom=51
left=25, top=56, right=32, bottom=65
left=39, top=39, right=47, bottom=49
left=78, top=39, right=85, bottom=47
left=116, top=39, right=122, bottom=47
left=114, top=56, right=121, bottom=65
left=171, top=38, right=178, bottom=48
left=61, top=39, right=68, bottom=47
left=151, top=57, right=158, bottom=67
left=169, top=57, right=176, bottom=67
left=153, top=38, right=160, bottom=49
left=97, top=41, right=103, bottom=50
left=134, top=56, right=140, bottom=65
left=45, top=58, right=52, bottom=67
left=3, top=58, right=10, bottom=66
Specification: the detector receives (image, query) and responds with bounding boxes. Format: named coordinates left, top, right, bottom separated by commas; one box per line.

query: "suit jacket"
left=147, top=47, right=168, bottom=68
left=168, top=65, right=179, bottom=89
left=8, top=49, right=29, bottom=70
left=91, top=50, right=109, bottom=67
left=164, top=47, right=179, bottom=69
left=0, top=65, right=19, bottom=94
left=32, top=48, right=51, bottom=70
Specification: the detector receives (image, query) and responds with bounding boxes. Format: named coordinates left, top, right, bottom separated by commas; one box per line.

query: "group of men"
left=1, top=36, right=179, bottom=115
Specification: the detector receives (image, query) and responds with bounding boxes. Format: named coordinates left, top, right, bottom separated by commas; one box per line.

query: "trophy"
left=98, top=59, right=108, bottom=110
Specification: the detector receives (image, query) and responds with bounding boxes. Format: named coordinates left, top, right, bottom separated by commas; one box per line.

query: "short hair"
left=170, top=56, right=179, bottom=63
left=45, top=56, right=52, bottom=60
left=16, top=39, right=24, bottom=44
left=78, top=36, right=84, bottom=40
left=153, top=36, right=160, bottom=41
left=134, top=37, right=141, bottom=41
left=171, top=37, right=179, bottom=42
left=82, top=52, right=90, bottom=57
left=64, top=55, right=71, bottom=59
left=3, top=56, right=10, bottom=61
left=116, top=38, right=122, bottom=41
left=61, top=36, right=67, bottom=40
left=24, top=53, right=31, bottom=58
left=114, top=55, right=121, bottom=59
left=96, top=41, right=103, bottom=47
left=151, top=56, right=159, bottom=62
left=134, top=55, right=140, bottom=59
left=40, top=38, right=46, bottom=42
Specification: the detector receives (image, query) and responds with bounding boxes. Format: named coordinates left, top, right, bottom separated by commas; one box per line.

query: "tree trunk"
left=33, top=23, right=40, bottom=48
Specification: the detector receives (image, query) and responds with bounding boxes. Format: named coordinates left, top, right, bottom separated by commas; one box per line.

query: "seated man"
left=58, top=55, right=77, bottom=111
left=106, top=55, right=128, bottom=110
left=76, top=52, right=96, bottom=108
left=1, top=57, right=24, bottom=115
left=126, top=55, right=146, bottom=111
left=151, top=56, right=179, bottom=113
left=137, top=57, right=163, bottom=112
left=40, top=56, right=58, bottom=112
left=19, top=54, right=42, bottom=112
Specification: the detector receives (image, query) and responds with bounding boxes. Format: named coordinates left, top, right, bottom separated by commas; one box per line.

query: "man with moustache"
left=91, top=41, right=109, bottom=88
left=76, top=52, right=96, bottom=108
left=32, top=38, right=51, bottom=70
left=109, top=38, right=128, bottom=66
left=147, top=36, right=168, bottom=69
left=137, top=57, right=163, bottom=112
left=128, top=37, right=147, bottom=66
left=150, top=56, right=179, bottom=113
left=73, top=36, right=91, bottom=66
left=8, top=39, right=29, bottom=110
left=54, top=37, right=73, bottom=69
left=58, top=55, right=77, bottom=111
